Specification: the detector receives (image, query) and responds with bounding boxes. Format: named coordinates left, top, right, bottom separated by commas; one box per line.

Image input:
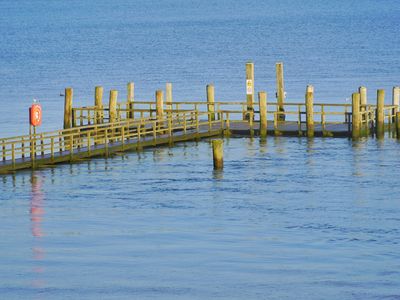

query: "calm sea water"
left=1, top=1, right=400, bottom=299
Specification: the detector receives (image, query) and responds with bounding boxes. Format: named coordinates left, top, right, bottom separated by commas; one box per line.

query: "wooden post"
left=156, top=90, right=164, bottom=131
left=207, top=84, right=215, bottom=122
left=95, top=86, right=103, bottom=124
left=109, top=90, right=118, bottom=123
left=245, top=62, right=254, bottom=120
left=352, top=92, right=361, bottom=139
left=392, top=86, right=399, bottom=123
left=305, top=85, right=314, bottom=137
left=376, top=89, right=385, bottom=138
left=64, top=87, right=73, bottom=129
left=212, top=140, right=223, bottom=170
left=127, top=82, right=134, bottom=119
left=396, top=112, right=400, bottom=139
left=276, top=62, right=285, bottom=121
left=359, top=86, right=367, bottom=121
left=166, top=83, right=172, bottom=111
left=258, top=91, right=267, bottom=138
left=156, top=90, right=164, bottom=119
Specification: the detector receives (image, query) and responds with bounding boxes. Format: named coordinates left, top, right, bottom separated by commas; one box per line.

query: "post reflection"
left=30, top=173, right=46, bottom=290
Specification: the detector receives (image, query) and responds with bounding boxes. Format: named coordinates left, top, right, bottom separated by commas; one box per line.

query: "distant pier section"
left=1, top=62, right=400, bottom=173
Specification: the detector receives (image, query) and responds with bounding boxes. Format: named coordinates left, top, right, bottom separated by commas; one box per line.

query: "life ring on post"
left=30, top=104, right=42, bottom=127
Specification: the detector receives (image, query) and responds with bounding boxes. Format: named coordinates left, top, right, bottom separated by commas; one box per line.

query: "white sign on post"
left=246, top=79, right=253, bottom=95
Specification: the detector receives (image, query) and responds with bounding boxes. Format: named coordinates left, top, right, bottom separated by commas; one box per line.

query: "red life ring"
left=30, top=104, right=42, bottom=126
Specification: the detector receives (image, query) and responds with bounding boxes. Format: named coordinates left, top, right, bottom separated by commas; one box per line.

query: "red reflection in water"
left=30, top=175, right=45, bottom=238
left=30, top=174, right=46, bottom=291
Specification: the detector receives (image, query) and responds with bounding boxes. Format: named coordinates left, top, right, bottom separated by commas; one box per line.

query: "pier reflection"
left=30, top=173, right=46, bottom=291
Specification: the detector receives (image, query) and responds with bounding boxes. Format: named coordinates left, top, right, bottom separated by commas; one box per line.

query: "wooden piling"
left=276, top=62, right=285, bottom=121
left=352, top=92, right=361, bottom=139
left=127, top=82, right=134, bottom=119
left=166, top=83, right=172, bottom=111
left=212, top=139, right=223, bottom=170
left=396, top=112, right=400, bottom=139
left=95, top=86, right=104, bottom=124
left=64, top=87, right=73, bottom=129
left=376, top=89, right=385, bottom=138
left=156, top=90, right=164, bottom=119
left=258, top=91, right=267, bottom=138
left=305, top=85, right=314, bottom=137
left=245, top=62, right=254, bottom=120
left=109, top=90, right=118, bottom=123
left=392, top=87, right=400, bottom=123
left=359, top=86, right=367, bottom=120
left=207, top=84, right=215, bottom=121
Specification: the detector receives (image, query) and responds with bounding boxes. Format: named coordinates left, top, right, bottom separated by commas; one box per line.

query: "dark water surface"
left=1, top=0, right=400, bottom=299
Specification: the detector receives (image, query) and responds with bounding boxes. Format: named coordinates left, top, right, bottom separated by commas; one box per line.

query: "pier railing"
left=0, top=110, right=223, bottom=169
left=71, top=100, right=397, bottom=133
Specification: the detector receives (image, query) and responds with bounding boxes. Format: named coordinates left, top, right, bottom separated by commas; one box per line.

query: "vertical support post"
left=156, top=90, right=164, bottom=131
left=64, top=87, right=73, bottom=129
left=207, top=84, right=215, bottom=122
left=396, top=112, right=400, bottom=139
left=127, top=82, right=134, bottom=119
left=95, top=86, right=104, bottom=124
left=376, top=89, right=385, bottom=138
left=276, top=62, right=285, bottom=121
left=109, top=90, right=118, bottom=143
left=156, top=90, right=164, bottom=119
left=166, top=83, right=172, bottom=111
left=258, top=92, right=267, bottom=138
left=109, top=90, right=118, bottom=123
left=212, top=140, right=223, bottom=170
left=392, top=86, right=399, bottom=123
left=305, top=85, right=314, bottom=138
left=11, top=144, right=15, bottom=168
left=352, top=92, right=361, bottom=139
left=359, top=86, right=367, bottom=121
left=245, top=62, right=254, bottom=120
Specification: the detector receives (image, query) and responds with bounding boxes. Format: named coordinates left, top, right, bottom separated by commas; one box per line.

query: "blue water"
left=1, top=1, right=400, bottom=299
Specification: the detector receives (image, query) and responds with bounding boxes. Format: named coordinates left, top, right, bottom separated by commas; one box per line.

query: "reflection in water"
left=31, top=174, right=45, bottom=238
left=30, top=173, right=46, bottom=291
left=259, top=137, right=267, bottom=154
left=212, top=170, right=224, bottom=180
left=153, top=148, right=167, bottom=162
left=305, top=138, right=315, bottom=167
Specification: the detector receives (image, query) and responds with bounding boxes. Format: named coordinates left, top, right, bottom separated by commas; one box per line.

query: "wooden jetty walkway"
left=1, top=62, right=400, bottom=173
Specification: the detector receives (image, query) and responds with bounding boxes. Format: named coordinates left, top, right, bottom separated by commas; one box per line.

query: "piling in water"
left=258, top=91, right=267, bottom=138
left=109, top=90, right=118, bottom=123
left=64, top=87, right=73, bottom=129
left=156, top=90, right=164, bottom=119
left=207, top=84, right=215, bottom=121
left=376, top=89, right=385, bottom=138
left=245, top=62, right=254, bottom=120
left=95, top=86, right=104, bottom=124
left=392, top=87, right=399, bottom=123
left=127, top=82, right=134, bottom=119
left=396, top=112, right=400, bottom=138
left=212, top=139, right=223, bottom=170
left=305, top=85, right=314, bottom=138
left=276, top=62, right=285, bottom=121
left=166, top=83, right=172, bottom=111
left=352, top=92, right=361, bottom=139
left=359, top=86, right=367, bottom=121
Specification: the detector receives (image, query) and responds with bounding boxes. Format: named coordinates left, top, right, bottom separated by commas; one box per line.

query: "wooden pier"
left=1, top=62, right=400, bottom=173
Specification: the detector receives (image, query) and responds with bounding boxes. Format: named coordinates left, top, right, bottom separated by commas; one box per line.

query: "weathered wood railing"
left=0, top=110, right=224, bottom=170
left=72, top=100, right=398, bottom=136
